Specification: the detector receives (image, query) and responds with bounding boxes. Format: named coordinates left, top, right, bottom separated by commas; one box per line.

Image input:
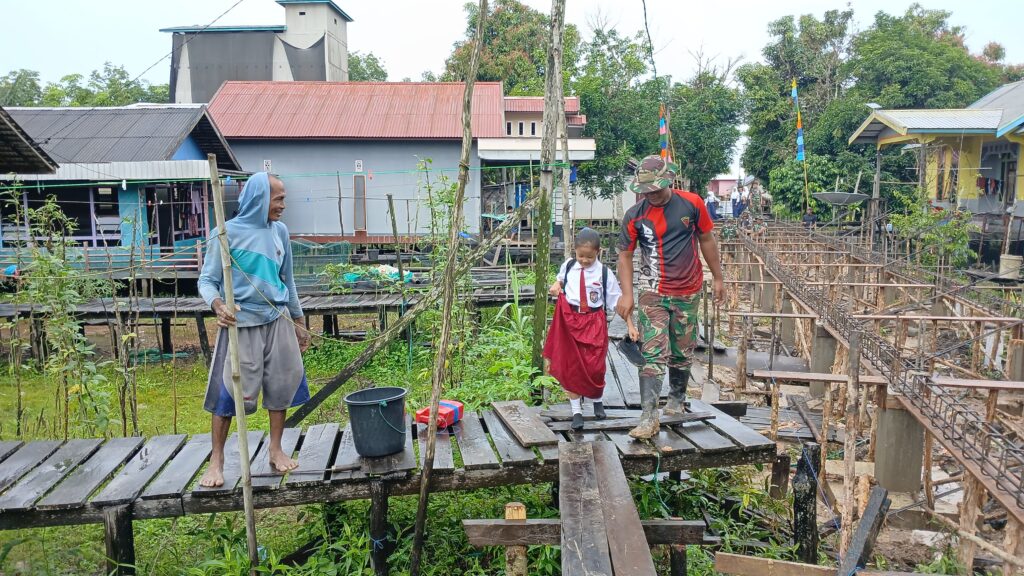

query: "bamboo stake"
left=409, top=3, right=488, bottom=573
left=840, top=331, right=861, bottom=556
left=208, top=154, right=259, bottom=572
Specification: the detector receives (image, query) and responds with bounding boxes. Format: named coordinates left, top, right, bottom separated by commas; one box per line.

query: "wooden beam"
left=462, top=518, right=706, bottom=546
left=852, top=315, right=1022, bottom=322
left=930, top=375, right=1024, bottom=391
left=838, top=486, right=890, bottom=575
left=728, top=312, right=818, bottom=319
left=751, top=370, right=887, bottom=386
left=103, top=504, right=135, bottom=576
left=715, top=553, right=917, bottom=576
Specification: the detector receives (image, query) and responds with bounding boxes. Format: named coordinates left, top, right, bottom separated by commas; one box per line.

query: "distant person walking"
left=197, top=172, right=311, bottom=487
left=802, top=207, right=818, bottom=229
left=615, top=156, right=725, bottom=440
left=730, top=187, right=741, bottom=218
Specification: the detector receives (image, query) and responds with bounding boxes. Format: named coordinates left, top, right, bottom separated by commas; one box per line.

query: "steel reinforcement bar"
left=742, top=233, right=1024, bottom=522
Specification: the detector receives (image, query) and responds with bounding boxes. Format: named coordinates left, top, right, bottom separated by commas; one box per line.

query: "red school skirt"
left=542, top=294, right=608, bottom=399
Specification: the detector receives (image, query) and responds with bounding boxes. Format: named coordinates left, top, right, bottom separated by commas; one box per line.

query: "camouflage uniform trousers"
left=637, top=291, right=701, bottom=379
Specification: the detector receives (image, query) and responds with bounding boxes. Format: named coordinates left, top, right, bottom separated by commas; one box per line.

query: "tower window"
left=299, top=10, right=306, bottom=15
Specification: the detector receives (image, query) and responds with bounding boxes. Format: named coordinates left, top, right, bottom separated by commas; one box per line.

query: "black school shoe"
left=571, top=413, right=585, bottom=430
left=617, top=337, right=645, bottom=367
left=593, top=401, right=607, bottom=420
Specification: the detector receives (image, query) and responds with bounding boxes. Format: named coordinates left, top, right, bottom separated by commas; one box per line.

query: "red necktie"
left=579, top=267, right=589, bottom=312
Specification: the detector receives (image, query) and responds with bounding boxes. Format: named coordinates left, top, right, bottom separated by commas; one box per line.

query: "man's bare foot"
left=269, top=449, right=298, bottom=473
left=199, top=456, right=224, bottom=487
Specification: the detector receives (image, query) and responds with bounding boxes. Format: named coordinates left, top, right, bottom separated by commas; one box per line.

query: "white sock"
left=569, top=398, right=582, bottom=415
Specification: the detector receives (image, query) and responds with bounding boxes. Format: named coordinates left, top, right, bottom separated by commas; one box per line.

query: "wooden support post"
left=370, top=480, right=390, bottom=576
left=505, top=502, right=528, bottom=576
left=195, top=313, right=211, bottom=363
left=770, top=453, right=790, bottom=499
left=103, top=504, right=136, bottom=576
left=841, top=331, right=862, bottom=556
left=793, top=443, right=820, bottom=564
left=669, top=545, right=687, bottom=576
left=738, top=317, right=749, bottom=392
left=838, top=486, right=890, bottom=576
left=160, top=317, right=173, bottom=355
left=958, top=475, right=985, bottom=575
left=1002, top=520, right=1024, bottom=576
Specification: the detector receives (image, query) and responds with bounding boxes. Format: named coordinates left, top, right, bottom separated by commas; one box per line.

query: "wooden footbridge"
left=0, top=349, right=774, bottom=575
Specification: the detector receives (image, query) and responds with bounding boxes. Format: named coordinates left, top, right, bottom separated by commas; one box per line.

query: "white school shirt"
left=557, top=260, right=622, bottom=310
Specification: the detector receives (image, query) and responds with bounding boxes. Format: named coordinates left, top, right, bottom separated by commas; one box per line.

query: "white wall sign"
left=354, top=160, right=363, bottom=173
left=263, top=159, right=272, bottom=172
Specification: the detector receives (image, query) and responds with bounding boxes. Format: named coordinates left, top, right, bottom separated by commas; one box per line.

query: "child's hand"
left=548, top=281, right=562, bottom=297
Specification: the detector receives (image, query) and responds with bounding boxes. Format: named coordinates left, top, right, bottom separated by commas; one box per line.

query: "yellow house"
left=849, top=81, right=1024, bottom=258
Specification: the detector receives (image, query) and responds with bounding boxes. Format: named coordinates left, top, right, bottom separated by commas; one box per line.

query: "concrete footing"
left=781, top=297, right=796, bottom=349
left=875, top=398, right=924, bottom=493
left=809, top=325, right=838, bottom=398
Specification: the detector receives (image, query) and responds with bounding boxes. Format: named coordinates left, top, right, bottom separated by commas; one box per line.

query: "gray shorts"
left=204, top=316, right=309, bottom=416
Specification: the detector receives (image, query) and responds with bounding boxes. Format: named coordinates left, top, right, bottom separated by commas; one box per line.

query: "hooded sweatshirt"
left=198, top=172, right=303, bottom=327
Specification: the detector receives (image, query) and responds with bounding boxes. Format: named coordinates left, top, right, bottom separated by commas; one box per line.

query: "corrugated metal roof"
left=567, top=114, right=586, bottom=126
left=1, top=160, right=216, bottom=181
left=0, top=107, right=57, bottom=174
left=160, top=25, right=287, bottom=33
left=208, top=81, right=506, bottom=139
left=878, top=109, right=1003, bottom=130
left=504, top=96, right=580, bottom=114
left=6, top=106, right=241, bottom=171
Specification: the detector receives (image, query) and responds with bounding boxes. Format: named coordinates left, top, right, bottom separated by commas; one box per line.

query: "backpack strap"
left=561, top=258, right=576, bottom=294
left=601, top=264, right=608, bottom=307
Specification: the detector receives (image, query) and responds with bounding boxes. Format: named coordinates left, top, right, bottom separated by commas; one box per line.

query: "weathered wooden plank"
left=329, top=424, right=364, bottom=481
left=463, top=518, right=706, bottom=546
left=715, top=552, right=834, bottom=576
left=452, top=412, right=500, bottom=470
left=364, top=416, right=416, bottom=476
left=540, top=407, right=638, bottom=420
left=141, top=434, right=212, bottom=499
left=491, top=401, right=559, bottom=447
left=0, top=440, right=61, bottom=493
left=592, top=441, right=657, bottom=576
left=0, top=441, right=24, bottom=466
left=250, top=427, right=302, bottom=491
left=418, top=424, right=454, bottom=473
left=837, top=486, right=890, bottom=576
left=193, top=431, right=264, bottom=496
left=480, top=410, right=537, bottom=466
left=92, top=435, right=187, bottom=506
left=287, top=423, right=339, bottom=486
left=0, top=439, right=102, bottom=511
left=600, top=355, right=627, bottom=409
left=546, top=412, right=713, bottom=432
left=609, top=346, right=641, bottom=407
left=559, top=442, right=613, bottom=576
left=37, top=437, right=145, bottom=510
left=689, top=399, right=774, bottom=451
left=673, top=421, right=738, bottom=454
left=603, top=431, right=656, bottom=459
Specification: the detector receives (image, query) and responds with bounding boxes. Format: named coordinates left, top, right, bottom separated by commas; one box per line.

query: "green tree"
left=442, top=0, right=580, bottom=95
left=0, top=69, right=43, bottom=106
left=348, top=51, right=388, bottom=81
left=670, top=68, right=743, bottom=192
left=40, top=62, right=168, bottom=107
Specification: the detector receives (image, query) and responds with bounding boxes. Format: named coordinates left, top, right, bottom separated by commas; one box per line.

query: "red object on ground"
left=415, top=400, right=464, bottom=428
left=542, top=294, right=608, bottom=399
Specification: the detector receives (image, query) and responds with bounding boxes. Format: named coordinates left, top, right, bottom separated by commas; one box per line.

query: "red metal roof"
left=504, top=96, right=580, bottom=114
left=567, top=114, right=587, bottom=126
left=208, top=81, right=506, bottom=139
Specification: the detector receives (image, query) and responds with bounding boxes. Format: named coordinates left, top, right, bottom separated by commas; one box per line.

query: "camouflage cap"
left=628, top=154, right=678, bottom=194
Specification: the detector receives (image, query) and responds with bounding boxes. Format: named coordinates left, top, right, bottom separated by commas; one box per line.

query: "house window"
left=531, top=122, right=536, bottom=136
left=518, top=122, right=524, bottom=136
left=353, top=175, right=367, bottom=232
left=506, top=122, right=512, bottom=136
left=299, top=10, right=306, bottom=15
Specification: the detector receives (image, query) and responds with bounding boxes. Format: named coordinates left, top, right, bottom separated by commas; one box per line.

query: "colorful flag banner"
left=792, top=78, right=805, bottom=162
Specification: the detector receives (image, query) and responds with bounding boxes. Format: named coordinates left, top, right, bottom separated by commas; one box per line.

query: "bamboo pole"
left=207, top=154, right=259, bottom=572
left=409, top=3, right=488, bottom=574
left=840, top=330, right=861, bottom=556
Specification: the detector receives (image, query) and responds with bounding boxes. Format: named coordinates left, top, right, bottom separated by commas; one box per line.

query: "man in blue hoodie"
left=197, top=172, right=311, bottom=487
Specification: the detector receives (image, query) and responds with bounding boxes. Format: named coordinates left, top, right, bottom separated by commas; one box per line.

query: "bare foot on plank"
left=270, top=449, right=299, bottom=473
left=199, top=456, right=225, bottom=487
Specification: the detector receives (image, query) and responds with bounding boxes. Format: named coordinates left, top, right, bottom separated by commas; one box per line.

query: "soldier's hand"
left=712, top=277, right=725, bottom=306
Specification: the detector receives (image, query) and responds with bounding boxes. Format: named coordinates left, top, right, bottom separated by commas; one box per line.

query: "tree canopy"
left=348, top=51, right=388, bottom=82
left=1, top=63, right=168, bottom=107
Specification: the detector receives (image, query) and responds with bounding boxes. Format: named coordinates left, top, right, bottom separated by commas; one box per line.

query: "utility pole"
left=531, top=0, right=566, bottom=373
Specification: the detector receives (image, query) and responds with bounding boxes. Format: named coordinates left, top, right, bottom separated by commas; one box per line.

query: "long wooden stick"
left=208, top=154, right=259, bottom=572
left=840, top=330, right=861, bottom=556
left=409, top=2, right=487, bottom=573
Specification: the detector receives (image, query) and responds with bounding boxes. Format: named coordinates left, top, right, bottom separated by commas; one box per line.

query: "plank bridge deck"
left=0, top=350, right=774, bottom=531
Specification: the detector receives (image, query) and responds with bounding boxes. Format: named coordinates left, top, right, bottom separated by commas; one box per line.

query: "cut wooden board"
left=480, top=410, right=537, bottom=466
left=491, top=401, right=559, bottom=447
left=287, top=423, right=339, bottom=486
left=142, top=434, right=212, bottom=499
left=37, top=437, right=144, bottom=510
left=92, top=435, right=186, bottom=506
left=452, top=412, right=500, bottom=470
left=546, top=412, right=713, bottom=432
left=0, top=440, right=61, bottom=494
left=0, top=441, right=24, bottom=466
left=192, top=431, right=263, bottom=496
left=363, top=416, right=417, bottom=477
left=417, top=423, right=454, bottom=472
left=689, top=399, right=775, bottom=452
left=0, top=439, right=102, bottom=511
left=559, top=442, right=613, bottom=576
left=250, top=427, right=302, bottom=490
left=592, top=441, right=657, bottom=576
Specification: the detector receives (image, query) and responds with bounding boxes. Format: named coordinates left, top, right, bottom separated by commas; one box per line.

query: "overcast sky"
left=4, top=0, right=1021, bottom=176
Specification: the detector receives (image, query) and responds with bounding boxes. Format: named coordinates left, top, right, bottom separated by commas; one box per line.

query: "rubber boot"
left=628, top=375, right=662, bottom=439
left=663, top=367, right=689, bottom=415
left=571, top=413, right=584, bottom=430
left=593, top=401, right=607, bottom=420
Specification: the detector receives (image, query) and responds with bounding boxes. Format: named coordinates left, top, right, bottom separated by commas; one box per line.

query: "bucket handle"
left=378, top=400, right=407, bottom=435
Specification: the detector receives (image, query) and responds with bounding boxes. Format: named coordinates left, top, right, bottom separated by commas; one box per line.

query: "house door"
left=353, top=175, right=367, bottom=233
left=148, top=186, right=174, bottom=247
